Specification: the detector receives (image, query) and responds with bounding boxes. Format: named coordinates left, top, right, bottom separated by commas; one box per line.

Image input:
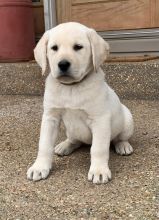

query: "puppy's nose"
left=58, top=60, right=71, bottom=72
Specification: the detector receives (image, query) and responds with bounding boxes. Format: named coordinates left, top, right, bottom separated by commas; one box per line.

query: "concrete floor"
left=0, top=95, right=158, bottom=220
left=0, top=61, right=159, bottom=100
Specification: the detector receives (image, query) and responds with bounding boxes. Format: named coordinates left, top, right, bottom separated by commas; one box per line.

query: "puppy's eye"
left=51, top=45, right=58, bottom=51
left=73, top=44, right=83, bottom=51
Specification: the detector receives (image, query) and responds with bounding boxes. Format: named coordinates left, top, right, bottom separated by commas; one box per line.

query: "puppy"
left=27, top=22, right=134, bottom=184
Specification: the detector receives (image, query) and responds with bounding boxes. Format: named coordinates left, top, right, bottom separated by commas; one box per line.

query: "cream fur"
left=27, top=22, right=134, bottom=184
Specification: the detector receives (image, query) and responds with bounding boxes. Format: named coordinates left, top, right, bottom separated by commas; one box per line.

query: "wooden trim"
left=72, top=0, right=128, bottom=5
left=150, top=0, right=159, bottom=27
left=56, top=0, right=72, bottom=23
left=72, top=0, right=106, bottom=5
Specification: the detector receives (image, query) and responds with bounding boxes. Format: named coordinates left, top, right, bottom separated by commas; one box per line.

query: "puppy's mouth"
left=57, top=74, right=77, bottom=84
left=57, top=73, right=90, bottom=85
left=56, top=65, right=93, bottom=85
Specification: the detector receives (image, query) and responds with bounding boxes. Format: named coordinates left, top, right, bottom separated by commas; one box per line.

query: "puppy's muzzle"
left=58, top=59, right=71, bottom=74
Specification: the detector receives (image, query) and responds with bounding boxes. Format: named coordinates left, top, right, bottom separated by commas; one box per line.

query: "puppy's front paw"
left=27, top=158, right=52, bottom=181
left=88, top=164, right=111, bottom=184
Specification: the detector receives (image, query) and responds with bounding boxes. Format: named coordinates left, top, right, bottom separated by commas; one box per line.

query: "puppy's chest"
left=62, top=108, right=91, bottom=127
left=62, top=108, right=92, bottom=143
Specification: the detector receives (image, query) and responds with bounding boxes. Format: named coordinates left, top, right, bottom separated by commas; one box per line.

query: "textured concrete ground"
left=0, top=60, right=159, bottom=99
left=0, top=95, right=158, bottom=220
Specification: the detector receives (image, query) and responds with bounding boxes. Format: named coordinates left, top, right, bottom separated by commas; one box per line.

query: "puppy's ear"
left=88, top=29, right=109, bottom=72
left=34, top=31, right=50, bottom=75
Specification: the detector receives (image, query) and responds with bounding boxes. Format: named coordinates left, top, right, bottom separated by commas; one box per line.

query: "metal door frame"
left=43, top=0, right=56, bottom=31
left=100, top=28, right=159, bottom=56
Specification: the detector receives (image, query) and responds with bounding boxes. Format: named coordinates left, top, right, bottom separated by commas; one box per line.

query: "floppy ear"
left=88, top=29, right=109, bottom=72
left=34, top=31, right=49, bottom=75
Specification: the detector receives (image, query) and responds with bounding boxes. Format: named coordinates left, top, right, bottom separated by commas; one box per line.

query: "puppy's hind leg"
left=114, top=105, right=134, bottom=156
left=55, top=139, right=81, bottom=156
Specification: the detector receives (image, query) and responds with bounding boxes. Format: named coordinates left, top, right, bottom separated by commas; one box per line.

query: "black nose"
left=58, top=60, right=71, bottom=72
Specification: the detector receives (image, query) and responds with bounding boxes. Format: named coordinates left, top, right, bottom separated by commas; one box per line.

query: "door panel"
left=56, top=0, right=159, bottom=31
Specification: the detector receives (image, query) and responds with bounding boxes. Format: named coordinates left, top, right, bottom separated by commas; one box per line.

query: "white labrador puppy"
left=27, top=22, right=134, bottom=184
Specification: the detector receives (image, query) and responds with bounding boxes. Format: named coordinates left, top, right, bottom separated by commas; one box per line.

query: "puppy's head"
left=34, top=22, right=109, bottom=84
